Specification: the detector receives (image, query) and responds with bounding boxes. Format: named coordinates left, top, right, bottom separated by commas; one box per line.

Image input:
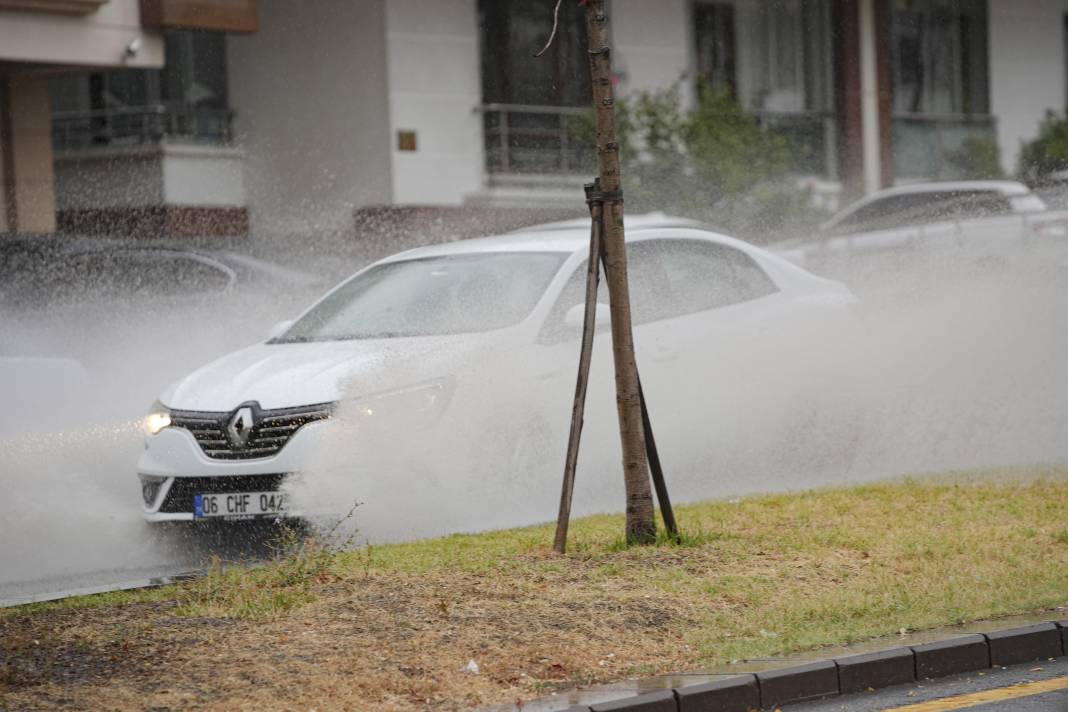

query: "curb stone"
left=835, top=647, right=915, bottom=694
left=675, top=674, right=759, bottom=712
left=496, top=620, right=1068, bottom=712
left=911, top=634, right=990, bottom=679
left=985, top=622, right=1062, bottom=667
left=757, top=660, right=838, bottom=708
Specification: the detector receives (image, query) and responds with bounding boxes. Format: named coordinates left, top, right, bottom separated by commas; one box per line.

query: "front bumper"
left=138, top=420, right=331, bottom=522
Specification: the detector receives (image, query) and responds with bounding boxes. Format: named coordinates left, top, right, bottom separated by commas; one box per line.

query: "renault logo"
left=227, top=406, right=255, bottom=448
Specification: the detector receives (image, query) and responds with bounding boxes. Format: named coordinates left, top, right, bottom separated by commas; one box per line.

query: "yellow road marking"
left=882, top=675, right=1068, bottom=711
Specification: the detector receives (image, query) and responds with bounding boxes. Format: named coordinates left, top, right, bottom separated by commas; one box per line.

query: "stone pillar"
left=0, top=74, right=57, bottom=234
left=833, top=0, right=893, bottom=202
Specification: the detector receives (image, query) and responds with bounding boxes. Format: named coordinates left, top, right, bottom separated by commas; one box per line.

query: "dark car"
left=0, top=236, right=325, bottom=310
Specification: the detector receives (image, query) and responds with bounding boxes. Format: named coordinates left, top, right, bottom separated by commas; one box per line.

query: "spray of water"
left=286, top=238, right=1068, bottom=545
left=2, top=223, right=1067, bottom=592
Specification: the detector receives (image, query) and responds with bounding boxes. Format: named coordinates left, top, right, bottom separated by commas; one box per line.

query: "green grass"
left=6, top=472, right=1068, bottom=671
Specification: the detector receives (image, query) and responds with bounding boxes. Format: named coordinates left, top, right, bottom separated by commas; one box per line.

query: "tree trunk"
left=583, top=0, right=656, bottom=545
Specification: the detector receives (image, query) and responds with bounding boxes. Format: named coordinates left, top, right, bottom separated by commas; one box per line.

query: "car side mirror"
left=267, top=319, right=294, bottom=341
left=564, top=302, right=610, bottom=331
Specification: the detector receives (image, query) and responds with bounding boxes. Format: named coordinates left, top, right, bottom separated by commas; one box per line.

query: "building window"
left=695, top=2, right=737, bottom=98
left=478, top=0, right=591, bottom=174
left=694, top=0, right=835, bottom=178
left=51, top=30, right=232, bottom=150
left=892, top=0, right=989, bottom=116
left=1064, top=14, right=1068, bottom=111
left=891, top=0, right=993, bottom=179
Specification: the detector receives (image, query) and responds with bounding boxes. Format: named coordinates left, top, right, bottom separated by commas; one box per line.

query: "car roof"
left=378, top=226, right=761, bottom=263
left=853, top=180, right=1032, bottom=201
left=511, top=211, right=705, bottom=233
left=821, top=180, right=1036, bottom=232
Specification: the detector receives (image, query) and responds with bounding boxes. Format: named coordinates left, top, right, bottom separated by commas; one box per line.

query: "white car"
left=138, top=227, right=860, bottom=523
left=775, top=180, right=1068, bottom=279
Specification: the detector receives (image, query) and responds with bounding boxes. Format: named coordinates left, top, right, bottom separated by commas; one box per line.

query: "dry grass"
left=2, top=472, right=1068, bottom=711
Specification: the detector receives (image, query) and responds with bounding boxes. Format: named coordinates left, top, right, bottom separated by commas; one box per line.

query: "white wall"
left=54, top=144, right=244, bottom=209
left=384, top=0, right=482, bottom=205
left=227, top=0, right=393, bottom=238
left=612, top=0, right=693, bottom=103
left=161, top=144, right=245, bottom=207
left=0, top=0, right=162, bottom=68
left=989, top=0, right=1068, bottom=176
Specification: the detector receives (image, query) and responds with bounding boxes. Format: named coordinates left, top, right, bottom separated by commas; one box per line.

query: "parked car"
left=137, top=226, right=862, bottom=523
left=0, top=236, right=325, bottom=310
left=773, top=180, right=1068, bottom=279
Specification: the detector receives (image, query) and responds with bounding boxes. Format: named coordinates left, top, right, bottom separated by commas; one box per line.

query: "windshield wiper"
left=338, top=331, right=413, bottom=340
left=273, top=335, right=318, bottom=343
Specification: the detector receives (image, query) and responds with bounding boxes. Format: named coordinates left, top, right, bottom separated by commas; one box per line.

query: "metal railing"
left=52, top=104, right=234, bottom=150
left=479, top=103, right=839, bottom=180
left=893, top=112, right=997, bottom=179
left=479, top=103, right=593, bottom=175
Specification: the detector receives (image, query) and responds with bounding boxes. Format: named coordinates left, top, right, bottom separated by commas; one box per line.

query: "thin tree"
left=542, top=0, right=657, bottom=546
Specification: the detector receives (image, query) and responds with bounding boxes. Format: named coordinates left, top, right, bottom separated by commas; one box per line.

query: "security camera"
left=124, top=38, right=143, bottom=59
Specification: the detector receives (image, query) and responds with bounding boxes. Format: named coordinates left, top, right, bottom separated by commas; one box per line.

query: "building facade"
left=4, top=0, right=1068, bottom=239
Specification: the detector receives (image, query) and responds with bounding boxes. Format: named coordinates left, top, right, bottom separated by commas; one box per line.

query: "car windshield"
left=276, top=252, right=568, bottom=341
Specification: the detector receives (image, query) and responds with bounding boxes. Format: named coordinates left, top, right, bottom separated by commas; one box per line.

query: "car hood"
left=160, top=334, right=498, bottom=412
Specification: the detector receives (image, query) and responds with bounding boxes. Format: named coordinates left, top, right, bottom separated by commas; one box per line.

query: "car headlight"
left=144, top=400, right=172, bottom=436
left=347, top=379, right=452, bottom=428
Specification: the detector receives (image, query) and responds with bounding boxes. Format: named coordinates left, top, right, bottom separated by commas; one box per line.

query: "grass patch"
left=2, top=473, right=1067, bottom=711
left=175, top=528, right=336, bottom=619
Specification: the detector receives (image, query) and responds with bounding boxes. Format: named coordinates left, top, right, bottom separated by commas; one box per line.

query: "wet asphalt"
left=788, top=657, right=1068, bottom=711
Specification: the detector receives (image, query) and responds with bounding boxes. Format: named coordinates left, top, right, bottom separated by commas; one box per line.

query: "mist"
left=2, top=225, right=1067, bottom=596
left=285, top=236, right=1068, bottom=546
left=0, top=280, right=324, bottom=592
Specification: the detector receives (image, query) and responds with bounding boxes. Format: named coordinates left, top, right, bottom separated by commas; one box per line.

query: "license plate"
left=194, top=491, right=286, bottom=519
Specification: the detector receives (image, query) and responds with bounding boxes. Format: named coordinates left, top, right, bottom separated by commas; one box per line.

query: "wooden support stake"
left=553, top=198, right=604, bottom=554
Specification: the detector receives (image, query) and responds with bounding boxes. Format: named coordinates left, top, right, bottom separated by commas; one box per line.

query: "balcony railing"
left=479, top=103, right=838, bottom=180
left=479, top=103, right=594, bottom=175
left=893, top=113, right=997, bottom=179
left=52, top=104, right=234, bottom=151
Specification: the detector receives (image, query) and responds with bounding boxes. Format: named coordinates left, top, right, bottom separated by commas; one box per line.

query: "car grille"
left=169, top=403, right=334, bottom=460
left=160, top=474, right=287, bottom=513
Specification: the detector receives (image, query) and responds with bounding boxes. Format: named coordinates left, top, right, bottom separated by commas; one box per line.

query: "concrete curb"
left=552, top=620, right=1068, bottom=711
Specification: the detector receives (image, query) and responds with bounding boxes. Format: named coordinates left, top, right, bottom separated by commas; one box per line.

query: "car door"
left=623, top=239, right=792, bottom=481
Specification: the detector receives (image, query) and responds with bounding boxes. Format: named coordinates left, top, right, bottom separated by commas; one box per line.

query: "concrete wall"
left=227, top=0, right=393, bottom=238
left=989, top=0, right=1068, bottom=176
left=384, top=0, right=482, bottom=205
left=0, top=0, right=163, bottom=68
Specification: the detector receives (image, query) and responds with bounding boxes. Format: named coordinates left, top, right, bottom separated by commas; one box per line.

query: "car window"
left=50, top=251, right=233, bottom=300
left=146, top=253, right=234, bottom=294
left=829, top=193, right=938, bottom=234
left=540, top=239, right=778, bottom=342
left=829, top=190, right=1018, bottom=236
left=641, top=239, right=778, bottom=317
left=280, top=252, right=568, bottom=341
